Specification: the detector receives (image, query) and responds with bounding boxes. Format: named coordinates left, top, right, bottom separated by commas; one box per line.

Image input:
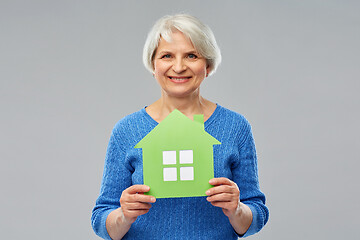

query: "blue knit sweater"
left=91, top=105, right=269, bottom=239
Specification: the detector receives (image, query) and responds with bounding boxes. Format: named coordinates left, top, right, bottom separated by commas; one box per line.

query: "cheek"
left=154, top=69, right=165, bottom=80
left=153, top=62, right=166, bottom=75
left=193, top=61, right=208, bottom=76
left=194, top=65, right=208, bottom=77
left=153, top=65, right=167, bottom=83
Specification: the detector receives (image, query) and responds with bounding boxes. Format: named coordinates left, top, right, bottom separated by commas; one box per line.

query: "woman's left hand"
left=205, top=177, right=241, bottom=218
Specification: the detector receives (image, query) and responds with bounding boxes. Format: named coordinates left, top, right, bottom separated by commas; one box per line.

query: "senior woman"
left=92, top=14, right=269, bottom=239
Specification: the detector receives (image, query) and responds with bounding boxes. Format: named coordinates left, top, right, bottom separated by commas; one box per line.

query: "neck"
left=161, top=90, right=203, bottom=113
left=147, top=90, right=216, bottom=123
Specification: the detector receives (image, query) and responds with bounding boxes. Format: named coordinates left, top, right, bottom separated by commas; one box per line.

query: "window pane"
left=163, top=167, right=177, bottom=181
left=163, top=151, right=176, bottom=165
left=179, top=150, right=193, bottom=164
left=180, top=167, right=194, bottom=181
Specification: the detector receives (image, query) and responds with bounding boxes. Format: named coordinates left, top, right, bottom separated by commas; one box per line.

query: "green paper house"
left=135, top=109, right=221, bottom=198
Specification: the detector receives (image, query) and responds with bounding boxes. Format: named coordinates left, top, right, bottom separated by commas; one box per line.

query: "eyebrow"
left=157, top=49, right=199, bottom=55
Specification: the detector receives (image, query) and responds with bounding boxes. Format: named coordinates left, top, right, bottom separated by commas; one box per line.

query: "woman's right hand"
left=119, top=185, right=156, bottom=224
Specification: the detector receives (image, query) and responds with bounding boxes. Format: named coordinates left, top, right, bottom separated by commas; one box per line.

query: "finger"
left=126, top=185, right=151, bottom=194
left=123, top=202, right=153, bottom=211
left=123, top=209, right=151, bottom=219
left=209, top=177, right=233, bottom=186
left=128, top=193, right=156, bottom=203
left=206, top=192, right=234, bottom=203
left=209, top=201, right=238, bottom=211
left=206, top=185, right=236, bottom=196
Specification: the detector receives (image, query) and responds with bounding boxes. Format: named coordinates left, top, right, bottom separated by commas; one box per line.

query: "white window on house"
left=163, top=150, right=194, bottom=181
left=163, top=167, right=177, bottom=181
left=180, top=167, right=194, bottom=180
left=163, top=151, right=176, bottom=165
left=179, top=150, right=193, bottom=164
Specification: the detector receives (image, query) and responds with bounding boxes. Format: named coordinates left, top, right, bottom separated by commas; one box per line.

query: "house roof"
left=135, top=109, right=220, bottom=149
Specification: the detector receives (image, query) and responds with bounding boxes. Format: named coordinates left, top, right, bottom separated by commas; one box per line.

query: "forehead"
left=156, top=31, right=196, bottom=52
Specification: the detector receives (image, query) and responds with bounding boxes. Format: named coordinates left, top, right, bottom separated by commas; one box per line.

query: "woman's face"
left=153, top=30, right=209, bottom=98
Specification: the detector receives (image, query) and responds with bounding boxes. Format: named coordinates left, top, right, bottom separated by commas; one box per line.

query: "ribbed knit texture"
left=91, top=105, right=269, bottom=239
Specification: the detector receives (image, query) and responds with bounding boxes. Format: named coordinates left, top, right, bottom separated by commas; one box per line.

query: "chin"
left=165, top=88, right=200, bottom=98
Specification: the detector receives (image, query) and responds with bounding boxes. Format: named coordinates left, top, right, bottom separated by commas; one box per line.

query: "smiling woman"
left=143, top=14, right=222, bottom=122
left=152, top=30, right=209, bottom=100
left=91, top=14, right=269, bottom=240
left=143, top=14, right=221, bottom=77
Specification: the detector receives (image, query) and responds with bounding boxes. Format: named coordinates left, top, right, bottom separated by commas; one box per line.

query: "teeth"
left=170, top=77, right=189, bottom=80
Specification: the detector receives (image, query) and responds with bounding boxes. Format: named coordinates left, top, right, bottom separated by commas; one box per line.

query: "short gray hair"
left=143, top=14, right=222, bottom=76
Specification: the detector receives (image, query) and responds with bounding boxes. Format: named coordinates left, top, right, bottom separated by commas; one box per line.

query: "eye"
left=161, top=54, right=171, bottom=59
left=187, top=53, right=198, bottom=59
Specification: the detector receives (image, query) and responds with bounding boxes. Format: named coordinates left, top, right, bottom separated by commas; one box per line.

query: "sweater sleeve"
left=91, top=125, right=133, bottom=240
left=232, top=122, right=269, bottom=237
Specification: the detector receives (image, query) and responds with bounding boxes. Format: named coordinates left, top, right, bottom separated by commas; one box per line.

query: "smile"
left=168, top=76, right=191, bottom=83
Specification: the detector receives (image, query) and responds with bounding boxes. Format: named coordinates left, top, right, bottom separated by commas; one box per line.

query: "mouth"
left=168, top=76, right=191, bottom=83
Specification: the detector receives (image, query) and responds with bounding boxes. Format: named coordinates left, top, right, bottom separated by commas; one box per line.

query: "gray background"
left=1, top=0, right=359, bottom=239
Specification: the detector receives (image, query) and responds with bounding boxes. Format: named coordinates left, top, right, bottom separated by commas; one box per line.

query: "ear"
left=206, top=65, right=211, bottom=77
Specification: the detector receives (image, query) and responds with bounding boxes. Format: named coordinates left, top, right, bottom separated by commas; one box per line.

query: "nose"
left=172, top=58, right=187, bottom=73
